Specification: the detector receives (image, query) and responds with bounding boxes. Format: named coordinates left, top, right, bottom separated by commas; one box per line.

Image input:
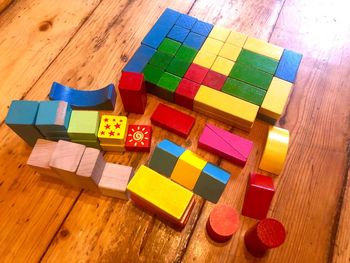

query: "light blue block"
left=275, top=49, right=303, bottom=83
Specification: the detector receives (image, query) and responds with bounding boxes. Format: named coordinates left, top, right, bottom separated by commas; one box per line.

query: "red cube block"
left=202, top=70, right=227, bottom=90
left=184, top=63, right=209, bottom=84
left=125, top=125, right=152, bottom=152
left=118, top=72, right=147, bottom=114
left=174, top=79, right=200, bottom=109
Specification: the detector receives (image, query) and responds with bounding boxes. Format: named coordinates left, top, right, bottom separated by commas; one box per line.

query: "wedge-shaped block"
left=171, top=150, right=207, bottom=190
left=275, top=49, right=303, bottom=83
left=244, top=37, right=284, bottom=60
left=158, top=38, right=181, bottom=56
left=68, top=110, right=100, bottom=140
left=183, top=32, right=206, bottom=50
left=149, top=139, right=185, bottom=177
left=236, top=49, right=279, bottom=75
left=127, top=165, right=194, bottom=220
left=175, top=13, right=197, bottom=29
left=191, top=20, right=213, bottom=37
left=193, top=163, right=231, bottom=203
left=175, top=45, right=197, bottom=63
left=184, top=63, right=209, bottom=84
left=226, top=31, right=247, bottom=47
left=211, top=56, right=234, bottom=76
left=219, top=43, right=242, bottom=61
left=156, top=72, right=181, bottom=101
left=125, top=125, right=152, bottom=152
left=200, top=37, right=224, bottom=55
left=208, top=26, right=230, bottom=42
left=193, top=51, right=217, bottom=68
left=167, top=25, right=190, bottom=42
left=98, top=115, right=128, bottom=144
left=175, top=78, right=201, bottom=109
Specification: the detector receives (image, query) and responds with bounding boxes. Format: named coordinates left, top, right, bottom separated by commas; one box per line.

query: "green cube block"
left=156, top=72, right=181, bottom=101
left=158, top=38, right=181, bottom=56
left=236, top=49, right=279, bottom=74
left=68, top=110, right=100, bottom=140
left=143, top=64, right=164, bottom=85
left=149, top=51, right=173, bottom=70
left=229, top=63, right=273, bottom=90
left=222, top=78, right=266, bottom=106
left=166, top=58, right=191, bottom=77
left=175, top=45, right=197, bottom=63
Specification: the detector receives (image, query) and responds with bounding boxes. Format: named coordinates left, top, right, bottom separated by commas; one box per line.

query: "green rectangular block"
left=68, top=110, right=100, bottom=140
left=72, top=139, right=101, bottom=149
left=156, top=72, right=181, bottom=101
left=222, top=78, right=266, bottom=106
left=236, top=49, right=279, bottom=74
left=175, top=45, right=197, bottom=63
left=143, top=64, right=164, bottom=85
left=149, top=51, right=173, bottom=70
left=158, top=38, right=181, bottom=56
left=166, top=58, right=191, bottom=77
left=229, top=63, right=273, bottom=90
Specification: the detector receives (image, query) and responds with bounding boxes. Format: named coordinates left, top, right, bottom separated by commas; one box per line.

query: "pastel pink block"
left=198, top=123, right=253, bottom=166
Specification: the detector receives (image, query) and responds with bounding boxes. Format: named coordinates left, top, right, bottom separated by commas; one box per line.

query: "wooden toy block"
left=275, top=49, right=303, bottom=83
left=206, top=205, right=240, bottom=242
left=202, top=70, right=227, bottom=91
left=122, top=44, right=156, bottom=73
left=226, top=30, right=248, bottom=47
left=125, top=125, right=152, bottom=152
left=45, top=135, right=71, bottom=142
left=193, top=162, right=231, bottom=203
left=244, top=218, right=286, bottom=257
left=118, top=71, right=147, bottom=114
left=98, top=162, right=133, bottom=199
left=142, top=64, right=164, bottom=88
left=149, top=50, right=173, bottom=70
left=49, top=82, right=117, bottom=110
left=208, top=26, right=230, bottom=42
left=67, top=110, right=100, bottom=141
left=219, top=42, right=242, bottom=61
left=200, top=37, right=224, bottom=55
left=76, top=147, right=105, bottom=190
left=98, top=115, right=128, bottom=144
left=72, top=139, right=101, bottom=149
left=26, top=139, right=59, bottom=178
left=49, top=140, right=86, bottom=186
left=198, top=123, right=253, bottom=166
left=174, top=78, right=201, bottom=109
left=156, top=72, right=181, bottom=101
left=183, top=32, right=206, bottom=50
left=191, top=20, right=213, bottom=37
left=175, top=13, right=197, bottom=29
left=148, top=139, right=185, bottom=177
left=242, top=173, right=275, bottom=219
left=244, top=37, right=284, bottom=60
left=259, top=77, right=293, bottom=121
left=193, top=51, right=217, bottom=69
left=100, top=143, right=125, bottom=152
left=127, top=165, right=194, bottom=220
left=142, top=8, right=180, bottom=49
left=184, top=63, right=209, bottom=84
left=167, top=25, right=190, bottom=43
left=5, top=100, right=44, bottom=146
left=170, top=150, right=207, bottom=190
left=211, top=56, right=235, bottom=76
left=166, top=57, right=191, bottom=77
left=222, top=77, right=266, bottom=106
left=175, top=45, right=198, bottom=63
left=158, top=38, right=181, bottom=56
left=229, top=63, right=273, bottom=90
left=237, top=49, right=279, bottom=75
left=259, top=126, right=289, bottom=175
left=151, top=103, right=195, bottom=138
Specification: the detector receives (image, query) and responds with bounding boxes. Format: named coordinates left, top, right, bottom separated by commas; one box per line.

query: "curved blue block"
left=49, top=82, right=117, bottom=110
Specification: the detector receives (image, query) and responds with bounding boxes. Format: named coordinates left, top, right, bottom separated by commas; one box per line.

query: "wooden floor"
left=0, top=0, right=349, bottom=262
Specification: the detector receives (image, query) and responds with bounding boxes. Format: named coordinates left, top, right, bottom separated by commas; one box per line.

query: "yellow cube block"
left=219, top=42, right=242, bottom=61
left=244, top=37, right=284, bottom=60
left=211, top=56, right=235, bottom=76
left=193, top=51, right=217, bottom=68
left=226, top=30, right=247, bottom=47
left=171, top=150, right=207, bottom=190
left=208, top=26, right=231, bottom=42
left=98, top=115, right=127, bottom=144
left=127, top=165, right=193, bottom=220
left=200, top=37, right=224, bottom=55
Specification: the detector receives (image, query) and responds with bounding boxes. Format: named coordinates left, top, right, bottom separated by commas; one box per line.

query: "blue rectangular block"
left=123, top=45, right=156, bottom=73
left=167, top=25, right=190, bottom=43
left=183, top=32, right=206, bottom=50
left=142, top=8, right=181, bottom=49
left=175, top=14, right=197, bottom=29
left=191, top=20, right=213, bottom=37
left=275, top=49, right=303, bottom=83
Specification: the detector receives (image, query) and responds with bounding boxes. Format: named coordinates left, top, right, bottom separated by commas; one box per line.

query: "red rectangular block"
left=125, top=125, right=152, bottom=152
left=202, top=70, right=227, bottom=90
left=174, top=79, right=201, bottom=109
left=184, top=63, right=209, bottom=84
left=151, top=103, right=195, bottom=138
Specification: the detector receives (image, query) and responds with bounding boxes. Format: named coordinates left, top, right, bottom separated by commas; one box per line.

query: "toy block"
left=49, top=140, right=86, bottom=186
left=206, top=205, right=240, bottom=242
left=72, top=139, right=101, bottom=149
left=226, top=30, right=247, bottom=47
left=166, top=57, right=191, bottom=78
left=198, top=123, right=253, bottom=166
left=175, top=45, right=198, bottom=63
left=170, top=150, right=207, bottom=190
left=259, top=126, right=289, bottom=175
left=191, top=20, right=213, bottom=37
left=236, top=49, right=279, bottom=75
left=219, top=43, right=242, bottom=61
left=208, top=26, right=230, bottom=42
left=200, top=37, right=224, bottom=55
left=244, top=37, right=284, bottom=60
left=122, top=45, right=156, bottom=73
left=26, top=139, right=59, bottom=178
left=244, top=218, right=286, bottom=257
left=229, top=63, right=273, bottom=90
left=259, top=77, right=293, bottom=121
left=149, top=50, right=173, bottom=70
left=156, top=72, right=181, bottom=101
left=125, top=125, right=152, bottom=152
left=148, top=139, right=185, bottom=177
left=222, top=78, right=266, bottom=106
left=193, top=163, right=231, bottom=203
left=175, top=13, right=197, bottom=29
left=98, top=115, right=128, bottom=145
left=167, top=25, right=190, bottom=43
left=5, top=100, right=44, bottom=146
left=211, top=56, right=235, bottom=76
left=49, top=82, right=117, bottom=110
left=175, top=78, right=201, bottom=109
left=275, top=49, right=303, bottom=83
left=100, top=143, right=124, bottom=152
left=183, top=32, right=206, bottom=50
left=45, top=135, right=71, bottom=142
left=76, top=147, right=105, bottom=190
left=67, top=110, right=100, bottom=141
left=151, top=103, right=195, bottom=138
left=127, top=165, right=194, bottom=220
left=202, top=70, right=227, bottom=90
left=98, top=162, right=133, bottom=199
left=242, top=173, right=275, bottom=219
left=118, top=72, right=147, bottom=114
left=184, top=63, right=209, bottom=84
left=158, top=38, right=181, bottom=56
left=193, top=51, right=217, bottom=68
left=142, top=64, right=164, bottom=89
left=142, top=8, right=180, bottom=49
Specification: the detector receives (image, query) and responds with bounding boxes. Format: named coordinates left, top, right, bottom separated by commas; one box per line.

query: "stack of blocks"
left=123, top=8, right=303, bottom=130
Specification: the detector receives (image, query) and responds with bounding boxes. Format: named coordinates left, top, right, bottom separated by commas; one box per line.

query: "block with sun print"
left=125, top=125, right=152, bottom=152
left=98, top=115, right=128, bottom=151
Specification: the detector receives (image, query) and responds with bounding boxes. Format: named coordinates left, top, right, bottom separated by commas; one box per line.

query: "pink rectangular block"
left=198, top=123, right=253, bottom=166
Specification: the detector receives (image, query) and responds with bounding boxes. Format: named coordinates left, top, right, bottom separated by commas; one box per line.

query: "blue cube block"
left=275, top=49, right=303, bottom=83
left=167, top=25, right=190, bottom=43
left=175, top=14, right=197, bottom=29
left=183, top=32, right=206, bottom=50
left=123, top=44, right=156, bottom=73
left=191, top=20, right=213, bottom=37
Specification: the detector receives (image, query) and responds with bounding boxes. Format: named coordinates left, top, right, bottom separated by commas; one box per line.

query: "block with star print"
left=125, top=125, right=152, bottom=152
left=98, top=115, right=128, bottom=151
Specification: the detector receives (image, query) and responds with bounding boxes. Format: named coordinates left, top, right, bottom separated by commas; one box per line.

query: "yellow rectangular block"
left=208, top=26, right=230, bottom=42
left=244, top=37, right=284, bottom=60
left=259, top=77, right=293, bottom=120
left=226, top=31, right=247, bottom=47
left=127, top=165, right=193, bottom=220
left=219, top=42, right=242, bottom=61
left=193, top=51, right=217, bottom=68
left=211, top=56, right=235, bottom=76
left=200, top=37, right=224, bottom=55
left=98, top=115, right=128, bottom=144
left=100, top=142, right=125, bottom=152
left=171, top=150, right=207, bottom=190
